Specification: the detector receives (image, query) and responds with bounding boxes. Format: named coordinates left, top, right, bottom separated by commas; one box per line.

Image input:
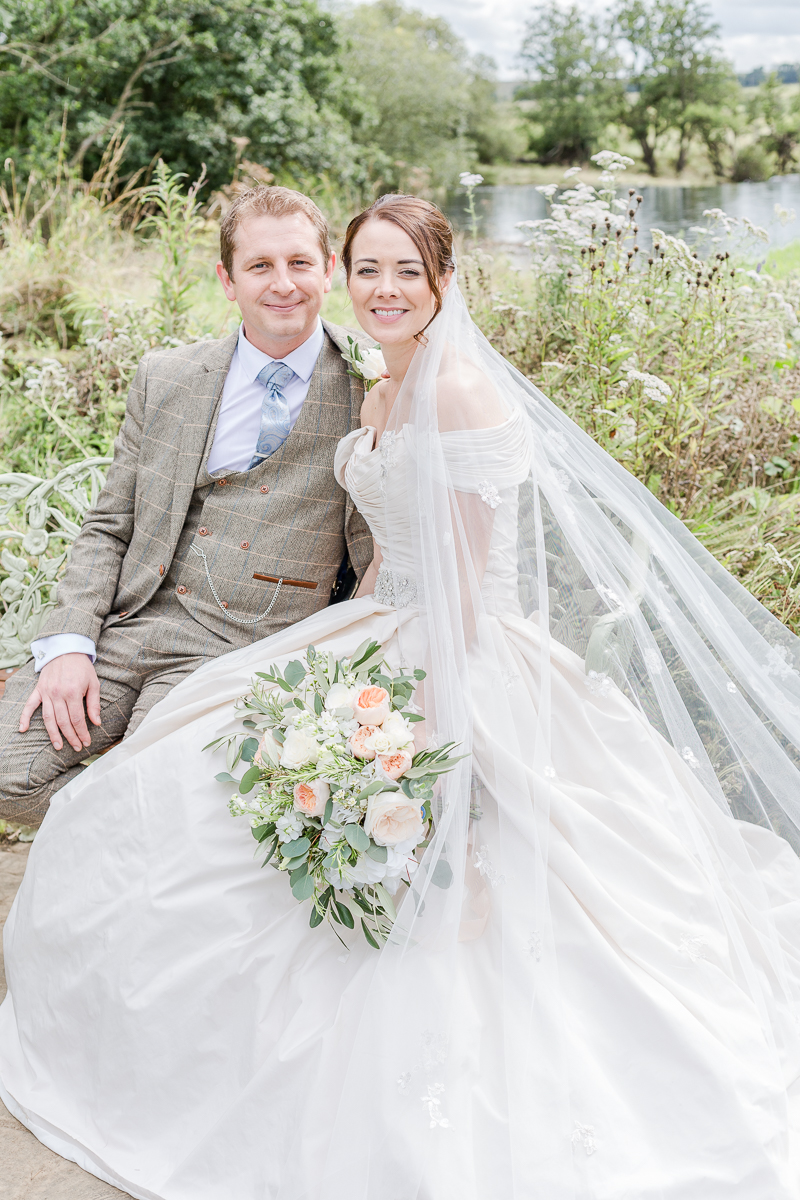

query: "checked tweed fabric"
left=37, top=322, right=374, bottom=652
left=249, top=361, right=295, bottom=469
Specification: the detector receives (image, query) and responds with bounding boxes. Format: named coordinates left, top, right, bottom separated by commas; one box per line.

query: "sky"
left=397, top=0, right=800, bottom=79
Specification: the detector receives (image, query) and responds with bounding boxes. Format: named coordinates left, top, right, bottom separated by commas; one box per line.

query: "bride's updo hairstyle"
left=342, top=195, right=454, bottom=342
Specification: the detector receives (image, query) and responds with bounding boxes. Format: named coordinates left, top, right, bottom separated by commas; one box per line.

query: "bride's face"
left=348, top=219, right=439, bottom=346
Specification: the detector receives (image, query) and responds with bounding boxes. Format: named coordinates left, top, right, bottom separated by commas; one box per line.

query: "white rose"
left=381, top=710, right=415, bottom=750
left=324, top=683, right=356, bottom=713
left=365, top=729, right=393, bottom=755
left=359, top=347, right=387, bottom=381
left=364, top=792, right=425, bottom=847
left=280, top=726, right=320, bottom=769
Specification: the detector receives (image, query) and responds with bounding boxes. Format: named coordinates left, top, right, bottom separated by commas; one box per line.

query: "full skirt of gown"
left=1, top=593, right=800, bottom=1200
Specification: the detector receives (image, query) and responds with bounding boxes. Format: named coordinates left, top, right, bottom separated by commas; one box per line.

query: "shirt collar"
left=237, top=318, right=325, bottom=384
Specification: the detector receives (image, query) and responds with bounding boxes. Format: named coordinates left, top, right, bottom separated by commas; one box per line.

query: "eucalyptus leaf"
left=239, top=764, right=262, bottom=794
left=284, top=660, right=307, bottom=688
left=289, top=863, right=309, bottom=884
left=215, top=771, right=237, bottom=784
left=431, top=859, right=454, bottom=889
left=314, top=692, right=323, bottom=716
left=240, top=737, right=259, bottom=763
left=344, top=823, right=370, bottom=852
left=309, top=906, right=324, bottom=928
left=366, top=843, right=388, bottom=862
left=282, top=836, right=311, bottom=858
left=335, top=900, right=355, bottom=928
left=291, top=873, right=315, bottom=901
left=322, top=798, right=333, bottom=826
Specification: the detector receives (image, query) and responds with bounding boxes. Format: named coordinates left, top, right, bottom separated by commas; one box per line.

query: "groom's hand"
left=19, top=654, right=102, bottom=753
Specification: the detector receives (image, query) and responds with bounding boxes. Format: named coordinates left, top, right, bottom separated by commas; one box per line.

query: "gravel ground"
left=0, top=843, right=127, bottom=1200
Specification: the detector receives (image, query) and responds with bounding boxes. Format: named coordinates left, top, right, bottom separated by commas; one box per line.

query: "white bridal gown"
left=1, top=410, right=800, bottom=1199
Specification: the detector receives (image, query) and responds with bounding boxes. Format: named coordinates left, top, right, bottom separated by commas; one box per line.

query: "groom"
left=0, top=185, right=373, bottom=824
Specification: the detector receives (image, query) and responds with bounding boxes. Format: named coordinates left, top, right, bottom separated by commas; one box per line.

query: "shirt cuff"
left=30, top=634, right=97, bottom=673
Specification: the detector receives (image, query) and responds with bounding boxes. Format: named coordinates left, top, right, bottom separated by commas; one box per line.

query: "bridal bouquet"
left=206, top=640, right=462, bottom=947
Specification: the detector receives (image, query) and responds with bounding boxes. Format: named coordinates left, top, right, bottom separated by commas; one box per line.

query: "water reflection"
left=446, top=175, right=800, bottom=250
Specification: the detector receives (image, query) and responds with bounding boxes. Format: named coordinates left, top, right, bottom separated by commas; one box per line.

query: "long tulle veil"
left=285, top=269, right=800, bottom=1198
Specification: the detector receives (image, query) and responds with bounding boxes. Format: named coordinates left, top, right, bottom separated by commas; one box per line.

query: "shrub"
left=731, top=144, right=773, bottom=182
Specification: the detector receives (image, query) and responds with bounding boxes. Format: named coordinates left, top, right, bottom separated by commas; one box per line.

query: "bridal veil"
left=289, top=268, right=800, bottom=1199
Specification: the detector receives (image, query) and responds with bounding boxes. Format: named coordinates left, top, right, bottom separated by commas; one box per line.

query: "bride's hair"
left=342, top=195, right=454, bottom=341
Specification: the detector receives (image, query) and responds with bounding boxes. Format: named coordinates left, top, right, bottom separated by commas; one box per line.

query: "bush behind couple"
left=0, top=184, right=455, bottom=823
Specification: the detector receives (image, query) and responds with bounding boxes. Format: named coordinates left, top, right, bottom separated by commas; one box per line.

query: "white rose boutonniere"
left=341, top=336, right=386, bottom=392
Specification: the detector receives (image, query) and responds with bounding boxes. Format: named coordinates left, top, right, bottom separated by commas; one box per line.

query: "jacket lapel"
left=167, top=332, right=238, bottom=546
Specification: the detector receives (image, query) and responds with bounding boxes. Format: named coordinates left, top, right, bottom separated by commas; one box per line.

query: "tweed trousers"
left=0, top=322, right=373, bottom=824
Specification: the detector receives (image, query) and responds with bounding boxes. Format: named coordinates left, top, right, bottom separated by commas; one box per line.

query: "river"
left=446, top=174, right=800, bottom=253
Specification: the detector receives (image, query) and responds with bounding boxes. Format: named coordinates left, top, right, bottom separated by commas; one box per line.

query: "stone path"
left=0, top=843, right=126, bottom=1199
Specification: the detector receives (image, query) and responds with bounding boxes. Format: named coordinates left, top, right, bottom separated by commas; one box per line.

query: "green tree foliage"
left=748, top=73, right=800, bottom=175
left=612, top=0, right=739, bottom=176
left=340, top=1, right=502, bottom=192
left=518, top=4, right=624, bottom=164
left=0, top=0, right=367, bottom=193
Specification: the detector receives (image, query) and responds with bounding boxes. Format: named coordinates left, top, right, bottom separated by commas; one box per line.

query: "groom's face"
left=216, top=212, right=335, bottom=355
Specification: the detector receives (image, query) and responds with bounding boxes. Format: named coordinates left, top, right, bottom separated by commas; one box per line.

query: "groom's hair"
left=220, top=186, right=331, bottom=277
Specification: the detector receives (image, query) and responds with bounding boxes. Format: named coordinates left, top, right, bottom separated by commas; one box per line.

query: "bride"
left=1, top=194, right=800, bottom=1199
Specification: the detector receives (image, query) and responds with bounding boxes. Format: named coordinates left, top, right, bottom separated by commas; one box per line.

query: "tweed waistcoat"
left=151, top=333, right=355, bottom=644
left=38, top=322, right=374, bottom=648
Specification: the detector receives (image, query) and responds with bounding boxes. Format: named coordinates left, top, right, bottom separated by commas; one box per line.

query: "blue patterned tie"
left=249, top=361, right=295, bottom=470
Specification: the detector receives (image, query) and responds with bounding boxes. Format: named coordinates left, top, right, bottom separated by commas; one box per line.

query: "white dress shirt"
left=30, top=319, right=326, bottom=672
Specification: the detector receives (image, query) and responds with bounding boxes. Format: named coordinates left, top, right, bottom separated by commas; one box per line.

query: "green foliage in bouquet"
left=205, top=640, right=465, bottom=948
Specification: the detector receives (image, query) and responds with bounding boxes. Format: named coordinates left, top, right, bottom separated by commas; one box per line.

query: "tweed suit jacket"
left=40, top=321, right=374, bottom=645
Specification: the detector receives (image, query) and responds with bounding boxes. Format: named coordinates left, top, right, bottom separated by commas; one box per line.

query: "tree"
left=612, top=0, right=739, bottom=176
left=0, top=0, right=368, bottom=194
left=517, top=4, right=624, bottom=164
left=340, top=1, right=489, bottom=193
left=749, top=73, right=800, bottom=174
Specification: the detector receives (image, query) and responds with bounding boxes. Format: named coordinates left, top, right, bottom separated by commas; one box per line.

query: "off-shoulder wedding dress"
left=3, top=277, right=800, bottom=1199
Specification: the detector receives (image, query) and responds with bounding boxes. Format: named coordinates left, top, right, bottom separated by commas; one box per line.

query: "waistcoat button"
left=177, top=585, right=189, bottom=595
left=198, top=527, right=210, bottom=536
left=240, top=541, right=250, bottom=550
left=158, top=563, right=165, bottom=576
left=260, top=485, right=269, bottom=494
left=217, top=479, right=227, bottom=487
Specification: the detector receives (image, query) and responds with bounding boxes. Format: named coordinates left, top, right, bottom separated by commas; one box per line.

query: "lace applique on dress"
left=478, top=481, right=502, bottom=509
left=572, top=1123, right=598, bottom=1156
left=374, top=565, right=418, bottom=609
left=378, top=429, right=399, bottom=495
left=474, top=845, right=505, bottom=889
left=397, top=1030, right=452, bottom=1129
left=585, top=670, right=615, bottom=697
left=679, top=935, right=709, bottom=963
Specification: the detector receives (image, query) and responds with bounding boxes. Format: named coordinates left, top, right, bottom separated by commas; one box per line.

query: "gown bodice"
left=333, top=407, right=533, bottom=614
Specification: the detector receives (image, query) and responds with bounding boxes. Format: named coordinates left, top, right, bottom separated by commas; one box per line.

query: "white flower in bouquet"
left=354, top=686, right=391, bottom=726
left=381, top=710, right=415, bottom=750
left=324, top=683, right=356, bottom=712
left=365, top=792, right=425, bottom=847
left=280, top=726, right=320, bottom=768
left=293, top=780, right=330, bottom=817
left=365, top=728, right=393, bottom=755
left=276, top=813, right=305, bottom=843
